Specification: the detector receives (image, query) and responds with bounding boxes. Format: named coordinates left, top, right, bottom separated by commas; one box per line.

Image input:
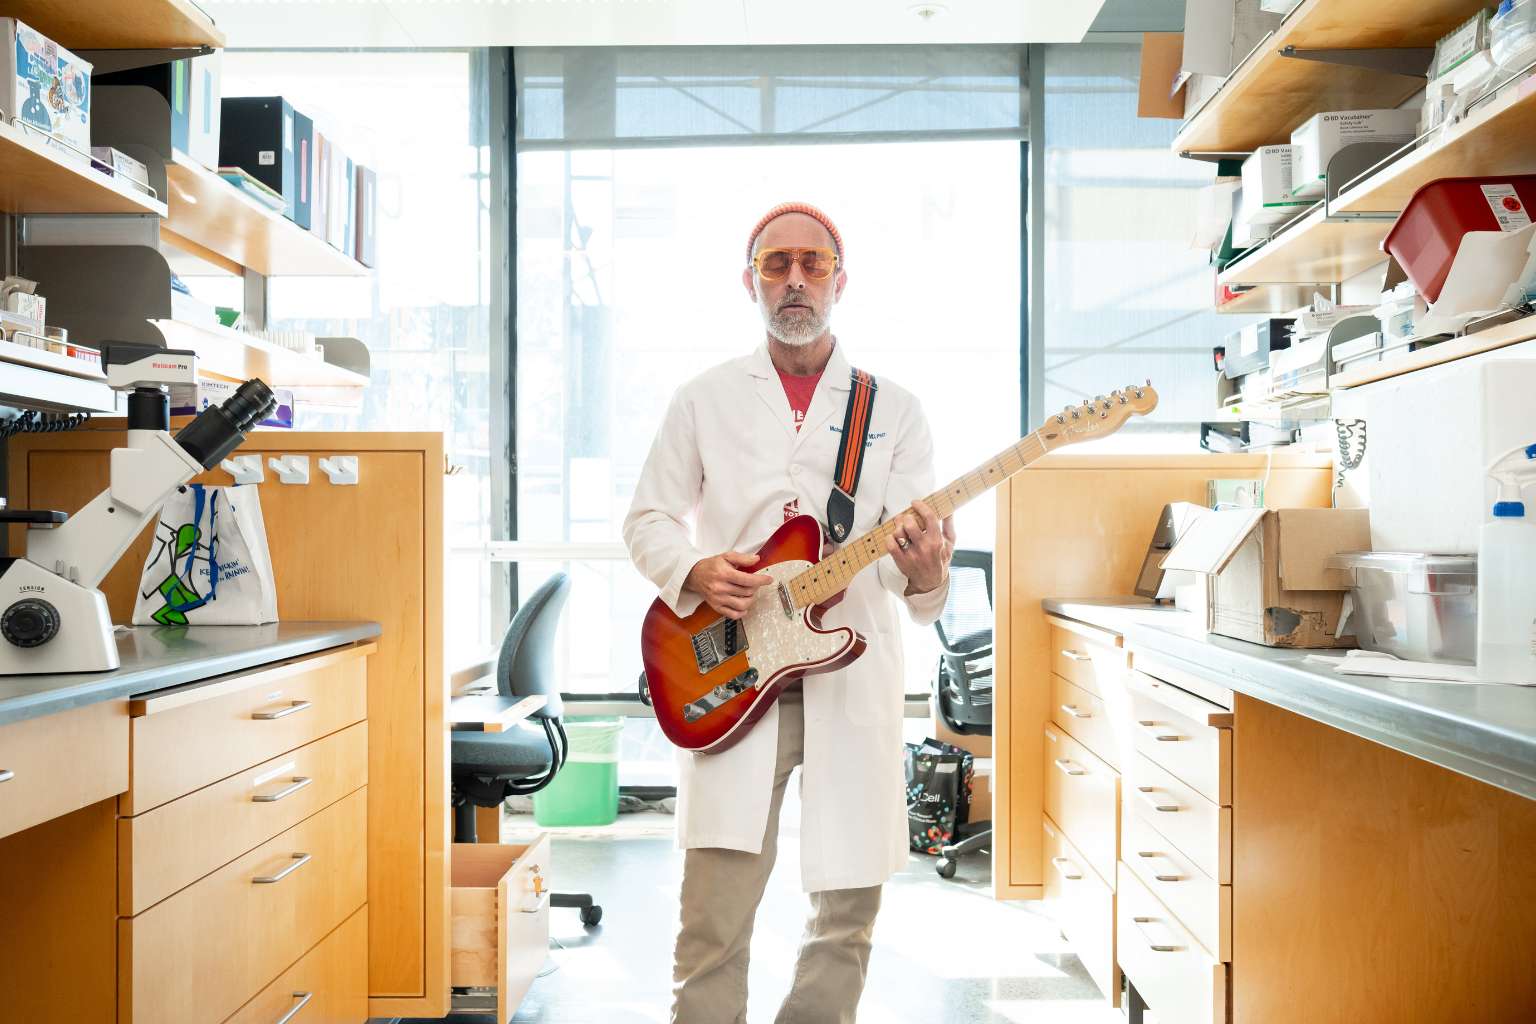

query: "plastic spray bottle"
left=1477, top=442, right=1536, bottom=682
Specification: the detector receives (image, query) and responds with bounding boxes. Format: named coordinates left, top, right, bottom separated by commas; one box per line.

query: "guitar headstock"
left=1038, top=381, right=1159, bottom=451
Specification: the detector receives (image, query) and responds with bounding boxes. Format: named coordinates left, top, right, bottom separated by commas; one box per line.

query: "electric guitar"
left=641, top=383, right=1159, bottom=753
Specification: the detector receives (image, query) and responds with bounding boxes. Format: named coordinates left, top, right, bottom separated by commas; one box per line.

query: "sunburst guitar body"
left=641, top=383, right=1159, bottom=753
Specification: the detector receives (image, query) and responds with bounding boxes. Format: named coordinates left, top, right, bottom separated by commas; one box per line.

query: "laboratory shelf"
left=1174, top=0, right=1490, bottom=156
left=1216, top=282, right=1325, bottom=314
left=163, top=152, right=368, bottom=278
left=0, top=359, right=119, bottom=414
left=1217, top=206, right=1391, bottom=287
left=150, top=319, right=370, bottom=391
left=7, top=0, right=224, bottom=50
left=0, top=119, right=166, bottom=218
left=1331, top=313, right=1536, bottom=389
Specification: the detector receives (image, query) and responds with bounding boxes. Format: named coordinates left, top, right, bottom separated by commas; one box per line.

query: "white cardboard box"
left=1239, top=145, right=1309, bottom=226
left=1290, top=109, right=1421, bottom=199
left=0, top=18, right=92, bottom=156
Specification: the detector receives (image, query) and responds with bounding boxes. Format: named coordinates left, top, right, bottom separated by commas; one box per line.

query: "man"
left=623, top=202, right=954, bottom=1024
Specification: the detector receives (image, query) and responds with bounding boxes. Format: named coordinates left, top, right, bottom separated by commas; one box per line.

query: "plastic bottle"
left=1476, top=442, right=1536, bottom=682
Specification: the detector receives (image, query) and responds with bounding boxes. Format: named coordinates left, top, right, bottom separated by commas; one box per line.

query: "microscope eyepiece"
left=173, top=378, right=278, bottom=470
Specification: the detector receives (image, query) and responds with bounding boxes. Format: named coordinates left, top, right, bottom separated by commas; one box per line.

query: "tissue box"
left=1239, top=146, right=1309, bottom=227
left=1290, top=109, right=1420, bottom=199
left=172, top=379, right=295, bottom=429
left=1161, top=507, right=1372, bottom=647
left=0, top=19, right=91, bottom=155
left=90, top=146, right=151, bottom=191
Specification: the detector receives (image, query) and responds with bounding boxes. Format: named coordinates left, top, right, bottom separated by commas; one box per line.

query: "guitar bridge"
left=683, top=666, right=760, bottom=722
left=691, top=617, right=748, bottom=674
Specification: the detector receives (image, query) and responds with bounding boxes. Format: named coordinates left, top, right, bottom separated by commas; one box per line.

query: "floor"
left=396, top=797, right=1123, bottom=1024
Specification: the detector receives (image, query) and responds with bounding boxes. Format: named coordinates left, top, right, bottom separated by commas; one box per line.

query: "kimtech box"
left=1, top=19, right=92, bottom=156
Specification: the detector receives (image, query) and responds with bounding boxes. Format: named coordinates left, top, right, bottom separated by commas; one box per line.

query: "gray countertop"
left=0, top=621, right=382, bottom=728
left=1043, top=597, right=1536, bottom=802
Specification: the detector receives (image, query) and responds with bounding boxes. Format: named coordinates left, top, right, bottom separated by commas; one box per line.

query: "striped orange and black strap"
left=826, top=368, right=877, bottom=543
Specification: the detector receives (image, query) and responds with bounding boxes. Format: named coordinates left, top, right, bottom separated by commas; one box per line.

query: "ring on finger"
left=896, top=536, right=909, bottom=550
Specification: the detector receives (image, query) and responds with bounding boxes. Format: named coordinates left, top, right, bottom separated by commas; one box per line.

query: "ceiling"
left=200, top=0, right=1111, bottom=49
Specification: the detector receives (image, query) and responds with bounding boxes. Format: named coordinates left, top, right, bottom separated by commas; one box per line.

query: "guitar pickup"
left=691, top=618, right=747, bottom=674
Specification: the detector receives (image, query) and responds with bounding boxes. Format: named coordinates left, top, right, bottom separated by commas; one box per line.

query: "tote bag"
left=132, top=483, right=279, bottom=626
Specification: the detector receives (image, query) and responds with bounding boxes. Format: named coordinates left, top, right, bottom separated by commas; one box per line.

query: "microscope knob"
left=2, top=598, right=60, bottom=648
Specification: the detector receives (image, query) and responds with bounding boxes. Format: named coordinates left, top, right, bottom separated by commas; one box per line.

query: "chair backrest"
left=496, top=571, right=571, bottom=720
left=936, top=549, right=993, bottom=655
left=933, top=549, right=994, bottom=736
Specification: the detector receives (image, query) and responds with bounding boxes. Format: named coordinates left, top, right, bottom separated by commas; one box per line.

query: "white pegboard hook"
left=268, top=455, right=310, bottom=485
left=318, top=455, right=359, bottom=486
left=220, top=454, right=264, bottom=485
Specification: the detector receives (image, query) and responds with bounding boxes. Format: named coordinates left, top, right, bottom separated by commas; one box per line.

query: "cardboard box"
left=1290, top=109, right=1420, bottom=199
left=0, top=18, right=92, bottom=156
left=171, top=378, right=294, bottom=429
left=355, top=164, right=377, bottom=267
left=1181, top=0, right=1282, bottom=80
left=220, top=97, right=300, bottom=224
left=1161, top=508, right=1372, bottom=647
left=1139, top=33, right=1188, bottom=119
left=1239, top=145, right=1309, bottom=227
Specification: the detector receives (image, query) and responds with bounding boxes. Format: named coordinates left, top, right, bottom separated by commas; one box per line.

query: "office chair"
left=451, top=571, right=603, bottom=927
left=931, top=549, right=994, bottom=879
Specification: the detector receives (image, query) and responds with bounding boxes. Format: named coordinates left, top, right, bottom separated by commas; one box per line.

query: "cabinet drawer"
left=1117, top=863, right=1228, bottom=1024
left=121, top=787, right=368, bottom=1024
left=1042, top=816, right=1119, bottom=1006
left=1043, top=725, right=1118, bottom=888
left=452, top=836, right=552, bottom=1023
left=125, top=647, right=370, bottom=814
left=223, top=906, right=368, bottom=1024
left=1125, top=753, right=1230, bottom=884
left=0, top=700, right=127, bottom=840
left=1122, top=805, right=1230, bottom=962
left=1048, top=617, right=1123, bottom=699
left=120, top=721, right=368, bottom=916
left=1127, top=671, right=1231, bottom=806
left=1051, top=673, right=1125, bottom=771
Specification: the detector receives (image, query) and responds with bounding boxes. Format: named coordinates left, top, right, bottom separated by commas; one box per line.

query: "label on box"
left=1482, top=185, right=1532, bottom=231
left=258, top=149, right=276, bottom=165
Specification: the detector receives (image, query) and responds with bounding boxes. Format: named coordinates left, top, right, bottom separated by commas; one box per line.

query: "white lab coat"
left=623, top=340, right=949, bottom=892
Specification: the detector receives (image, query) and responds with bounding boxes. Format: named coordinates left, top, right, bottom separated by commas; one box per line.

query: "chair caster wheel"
left=580, top=905, right=603, bottom=927
left=936, top=858, right=957, bottom=879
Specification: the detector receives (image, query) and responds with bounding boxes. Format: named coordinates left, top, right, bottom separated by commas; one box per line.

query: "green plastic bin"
left=533, top=717, right=624, bottom=827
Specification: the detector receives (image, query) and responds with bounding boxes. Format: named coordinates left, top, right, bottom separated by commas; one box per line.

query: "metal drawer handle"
left=1136, top=850, right=1185, bottom=882
left=1050, top=856, right=1083, bottom=881
left=252, top=776, right=313, bottom=803
left=1132, top=916, right=1184, bottom=953
left=1060, top=649, right=1092, bottom=662
left=1137, top=719, right=1185, bottom=742
left=1136, top=786, right=1180, bottom=813
left=1059, top=703, right=1092, bottom=719
left=253, top=852, right=312, bottom=884
left=252, top=700, right=313, bottom=721
left=0, top=769, right=13, bottom=784
left=520, top=891, right=553, bottom=915
left=1052, top=758, right=1087, bottom=777
left=274, top=991, right=314, bottom=1024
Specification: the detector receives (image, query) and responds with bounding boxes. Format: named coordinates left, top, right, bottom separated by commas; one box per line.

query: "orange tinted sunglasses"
left=751, top=246, right=840, bottom=282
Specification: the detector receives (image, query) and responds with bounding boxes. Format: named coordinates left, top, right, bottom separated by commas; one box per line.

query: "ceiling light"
left=909, top=3, right=949, bottom=21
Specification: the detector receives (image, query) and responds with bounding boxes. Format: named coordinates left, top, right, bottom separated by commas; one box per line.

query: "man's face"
left=742, top=212, right=847, bottom=348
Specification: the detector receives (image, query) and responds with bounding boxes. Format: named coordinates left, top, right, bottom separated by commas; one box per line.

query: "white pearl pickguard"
left=739, top=559, right=856, bottom=684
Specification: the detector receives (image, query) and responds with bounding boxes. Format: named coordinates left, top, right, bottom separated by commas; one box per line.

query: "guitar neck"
left=787, top=429, right=1050, bottom=609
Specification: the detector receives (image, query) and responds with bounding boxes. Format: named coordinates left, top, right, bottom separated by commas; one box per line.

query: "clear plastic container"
left=1492, top=0, right=1536, bottom=74
left=1328, top=552, right=1478, bottom=664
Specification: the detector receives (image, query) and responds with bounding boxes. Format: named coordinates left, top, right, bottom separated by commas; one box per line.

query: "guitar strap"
left=825, top=367, right=877, bottom=544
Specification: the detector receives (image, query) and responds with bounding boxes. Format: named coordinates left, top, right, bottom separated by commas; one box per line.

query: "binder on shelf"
left=341, top=155, right=356, bottom=259
left=98, top=59, right=191, bottom=159
left=356, top=164, right=377, bottom=268
left=293, top=109, right=313, bottom=231
left=311, top=130, right=329, bottom=242
left=220, top=96, right=301, bottom=226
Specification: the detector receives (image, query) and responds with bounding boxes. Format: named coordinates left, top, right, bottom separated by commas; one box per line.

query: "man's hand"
left=885, top=498, right=955, bottom=595
left=685, top=551, right=775, bottom=620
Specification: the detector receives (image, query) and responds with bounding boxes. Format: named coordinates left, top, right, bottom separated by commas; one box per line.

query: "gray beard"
left=762, top=303, right=829, bottom=347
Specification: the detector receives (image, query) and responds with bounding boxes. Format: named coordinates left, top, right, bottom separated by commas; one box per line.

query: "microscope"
left=0, top=344, right=276, bottom=674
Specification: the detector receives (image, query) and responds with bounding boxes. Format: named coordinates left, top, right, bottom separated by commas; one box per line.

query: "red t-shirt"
left=777, top=367, right=822, bottom=432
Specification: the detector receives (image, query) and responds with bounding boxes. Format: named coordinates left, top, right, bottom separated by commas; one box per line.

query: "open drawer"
left=451, top=836, right=551, bottom=1022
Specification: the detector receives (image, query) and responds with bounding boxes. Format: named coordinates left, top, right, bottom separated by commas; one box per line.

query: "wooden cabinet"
left=121, top=788, right=368, bottom=1024
left=1125, top=670, right=1231, bottom=806
left=0, top=700, right=127, bottom=840
left=1116, top=864, right=1227, bottom=1024
left=1121, top=805, right=1229, bottom=962
left=223, top=907, right=369, bottom=1024
left=12, top=430, right=446, bottom=1017
left=1042, top=817, right=1119, bottom=1004
left=1042, top=725, right=1119, bottom=888
left=451, top=838, right=553, bottom=1023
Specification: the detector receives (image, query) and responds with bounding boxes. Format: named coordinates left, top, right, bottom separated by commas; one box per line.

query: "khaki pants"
left=671, top=690, right=883, bottom=1024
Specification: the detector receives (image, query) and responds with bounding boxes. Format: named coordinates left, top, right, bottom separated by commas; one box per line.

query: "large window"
left=1040, top=42, right=1223, bottom=447
left=192, top=51, right=499, bottom=656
